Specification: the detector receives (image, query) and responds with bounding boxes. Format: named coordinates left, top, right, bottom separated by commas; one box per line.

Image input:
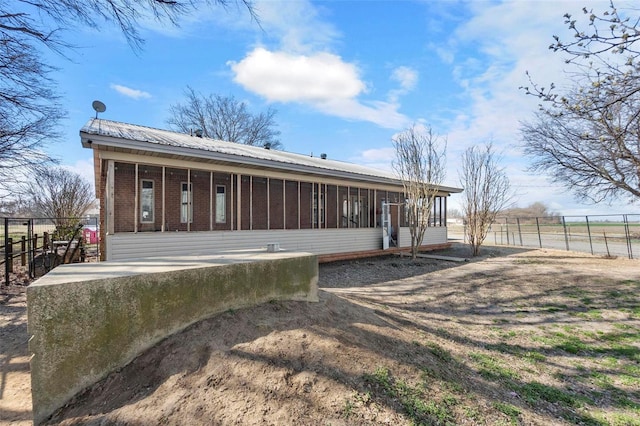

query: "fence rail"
left=488, top=214, right=640, bottom=259
left=1, top=217, right=99, bottom=286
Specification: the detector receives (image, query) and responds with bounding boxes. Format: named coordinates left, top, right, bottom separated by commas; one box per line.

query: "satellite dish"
left=92, top=100, right=106, bottom=118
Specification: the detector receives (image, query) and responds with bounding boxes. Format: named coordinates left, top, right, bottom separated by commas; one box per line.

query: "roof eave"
left=80, top=130, right=464, bottom=194
left=81, top=131, right=403, bottom=187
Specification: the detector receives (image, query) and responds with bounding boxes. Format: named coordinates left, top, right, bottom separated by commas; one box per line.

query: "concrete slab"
left=417, top=254, right=469, bottom=262
left=31, top=249, right=308, bottom=286
left=399, top=253, right=470, bottom=262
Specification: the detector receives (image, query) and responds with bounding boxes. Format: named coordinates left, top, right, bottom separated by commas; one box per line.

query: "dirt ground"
left=1, top=244, right=639, bottom=425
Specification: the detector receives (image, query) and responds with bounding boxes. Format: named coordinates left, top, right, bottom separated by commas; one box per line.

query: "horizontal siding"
left=107, top=227, right=451, bottom=261
left=106, top=228, right=385, bottom=261
left=398, top=226, right=448, bottom=248
left=425, top=227, right=448, bottom=244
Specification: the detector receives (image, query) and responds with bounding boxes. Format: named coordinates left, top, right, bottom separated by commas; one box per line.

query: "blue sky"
left=45, top=0, right=637, bottom=216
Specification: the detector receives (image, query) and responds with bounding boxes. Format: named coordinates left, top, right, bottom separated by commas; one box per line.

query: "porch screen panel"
left=299, top=182, right=313, bottom=229
left=325, top=184, right=337, bottom=228
left=191, top=170, right=210, bottom=231
left=338, top=186, right=349, bottom=228
left=161, top=168, right=187, bottom=231
left=284, top=180, right=298, bottom=229
left=240, top=176, right=251, bottom=230
left=113, top=162, right=135, bottom=233
left=269, top=179, right=284, bottom=229
left=252, top=177, right=268, bottom=230
left=349, top=187, right=361, bottom=228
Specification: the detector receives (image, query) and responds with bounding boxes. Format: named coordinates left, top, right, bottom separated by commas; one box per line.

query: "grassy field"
left=336, top=258, right=640, bottom=425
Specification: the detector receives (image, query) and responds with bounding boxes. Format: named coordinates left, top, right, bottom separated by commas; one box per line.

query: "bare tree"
left=500, top=202, right=558, bottom=219
left=521, top=2, right=640, bottom=203
left=549, top=2, right=640, bottom=64
left=167, top=87, right=282, bottom=149
left=392, top=124, right=446, bottom=259
left=460, top=144, right=512, bottom=256
left=1, top=1, right=256, bottom=197
left=22, top=168, right=96, bottom=221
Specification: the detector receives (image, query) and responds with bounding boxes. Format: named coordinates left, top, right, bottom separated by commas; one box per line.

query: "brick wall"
left=108, top=161, right=400, bottom=235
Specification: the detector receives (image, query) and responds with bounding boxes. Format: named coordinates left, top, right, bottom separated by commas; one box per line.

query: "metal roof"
left=80, top=118, right=462, bottom=193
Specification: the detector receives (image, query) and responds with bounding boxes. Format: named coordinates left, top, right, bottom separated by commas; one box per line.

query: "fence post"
left=536, top=217, right=542, bottom=248
left=562, top=216, right=570, bottom=251
left=21, top=236, right=26, bottom=266
left=31, top=233, right=38, bottom=279
left=3, top=218, right=7, bottom=286
left=586, top=216, right=594, bottom=255
left=6, top=237, right=13, bottom=274
left=623, top=214, right=633, bottom=259
left=517, top=218, right=523, bottom=246
left=505, top=218, right=510, bottom=245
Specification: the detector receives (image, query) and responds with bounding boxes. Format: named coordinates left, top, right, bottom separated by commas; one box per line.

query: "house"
left=80, top=119, right=462, bottom=261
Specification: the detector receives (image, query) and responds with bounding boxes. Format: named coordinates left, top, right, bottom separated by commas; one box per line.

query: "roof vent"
left=264, top=142, right=271, bottom=150
left=320, top=153, right=327, bottom=159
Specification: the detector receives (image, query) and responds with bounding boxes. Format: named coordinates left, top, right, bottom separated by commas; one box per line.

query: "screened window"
left=216, top=185, right=226, bottom=223
left=181, top=182, right=193, bottom=223
left=140, top=180, right=154, bottom=223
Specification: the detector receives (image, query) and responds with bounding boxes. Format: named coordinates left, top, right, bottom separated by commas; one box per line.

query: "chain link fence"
left=487, top=214, right=640, bottom=259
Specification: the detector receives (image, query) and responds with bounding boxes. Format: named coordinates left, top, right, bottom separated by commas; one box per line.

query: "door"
left=382, top=202, right=391, bottom=250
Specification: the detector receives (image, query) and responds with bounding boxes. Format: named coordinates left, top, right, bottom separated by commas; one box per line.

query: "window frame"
left=140, top=179, right=154, bottom=223
left=215, top=185, right=226, bottom=224
left=180, top=181, right=193, bottom=224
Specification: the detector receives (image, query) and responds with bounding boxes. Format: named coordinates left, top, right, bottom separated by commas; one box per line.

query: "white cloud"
left=361, top=147, right=395, bottom=162
left=230, top=48, right=365, bottom=102
left=350, top=147, right=394, bottom=173
left=436, top=2, right=605, bottom=212
left=391, top=66, right=418, bottom=91
left=251, top=0, right=340, bottom=53
left=110, top=84, right=152, bottom=100
left=225, top=0, right=414, bottom=129
left=431, top=43, right=455, bottom=64
left=444, top=2, right=591, bottom=152
left=388, top=66, right=418, bottom=104
left=230, top=47, right=410, bottom=128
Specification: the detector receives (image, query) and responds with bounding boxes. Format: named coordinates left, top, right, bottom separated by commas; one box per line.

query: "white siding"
left=106, top=227, right=450, bottom=261
left=107, top=228, right=382, bottom=261
left=398, top=226, right=448, bottom=248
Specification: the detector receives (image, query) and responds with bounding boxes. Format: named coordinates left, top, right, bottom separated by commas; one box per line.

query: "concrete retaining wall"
left=27, top=250, right=318, bottom=424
